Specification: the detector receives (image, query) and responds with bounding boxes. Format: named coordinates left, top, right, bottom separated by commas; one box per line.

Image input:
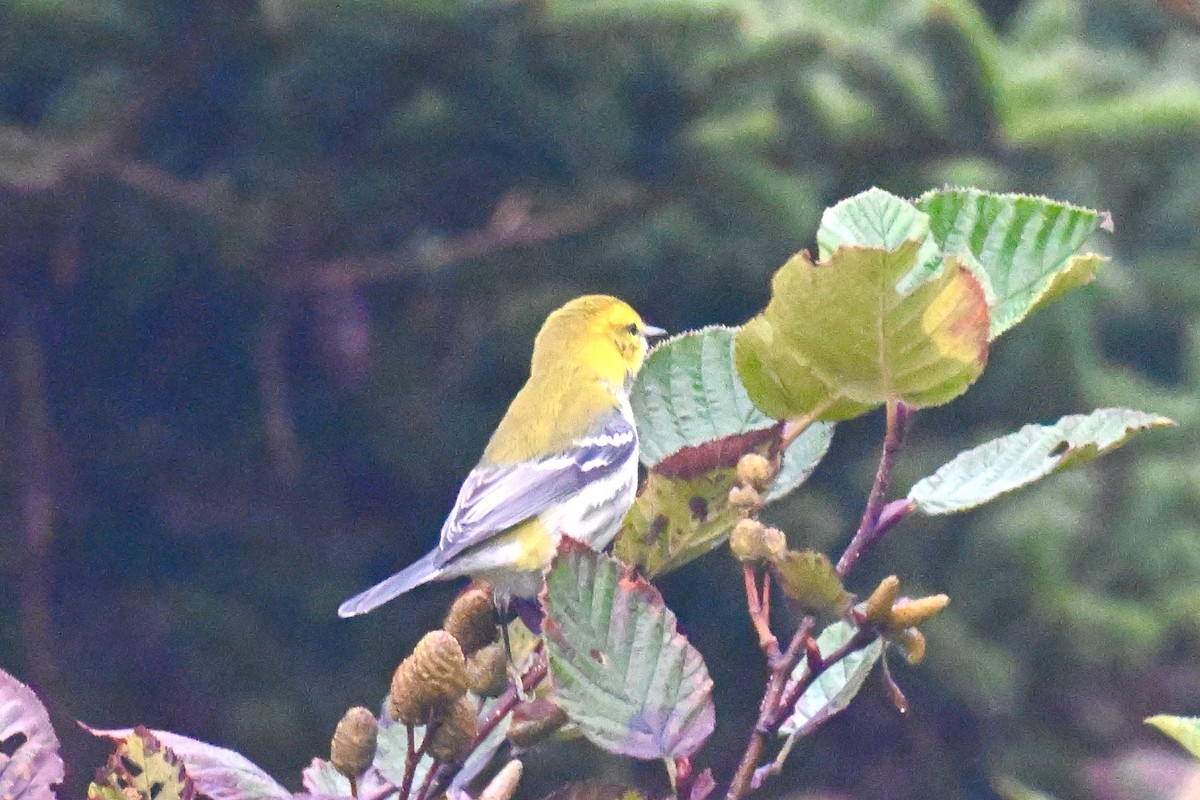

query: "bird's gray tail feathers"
left=337, top=550, right=442, bottom=617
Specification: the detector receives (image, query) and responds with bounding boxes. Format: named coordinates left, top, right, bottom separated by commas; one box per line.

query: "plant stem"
left=727, top=607, right=816, bottom=799
left=837, top=402, right=910, bottom=577
left=743, top=566, right=778, bottom=656
left=399, top=724, right=418, bottom=800
left=731, top=403, right=912, bottom=798
left=775, top=628, right=876, bottom=719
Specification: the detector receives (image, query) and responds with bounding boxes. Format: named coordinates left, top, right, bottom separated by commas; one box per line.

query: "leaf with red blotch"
left=616, top=420, right=830, bottom=580
left=542, top=539, right=714, bottom=762
left=0, top=667, right=64, bottom=800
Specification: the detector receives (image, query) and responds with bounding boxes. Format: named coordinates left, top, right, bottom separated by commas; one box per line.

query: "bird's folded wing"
left=437, top=412, right=636, bottom=559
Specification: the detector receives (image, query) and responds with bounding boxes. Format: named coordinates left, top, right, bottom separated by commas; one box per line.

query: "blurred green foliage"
left=2, top=0, right=1199, bottom=798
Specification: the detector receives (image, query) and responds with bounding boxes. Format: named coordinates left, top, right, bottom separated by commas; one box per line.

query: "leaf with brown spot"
left=541, top=539, right=714, bottom=761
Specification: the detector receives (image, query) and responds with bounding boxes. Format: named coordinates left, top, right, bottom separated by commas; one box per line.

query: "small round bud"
left=390, top=630, right=468, bottom=725
left=728, top=485, right=763, bottom=517
left=736, top=453, right=775, bottom=493
left=762, top=526, right=787, bottom=559
left=898, top=628, right=927, bottom=664
left=507, top=698, right=569, bottom=749
left=730, top=518, right=768, bottom=562
left=467, top=643, right=509, bottom=698
left=428, top=696, right=477, bottom=764
left=863, top=575, right=901, bottom=625
left=444, top=583, right=499, bottom=656
left=889, top=594, right=950, bottom=629
left=330, top=707, right=377, bottom=780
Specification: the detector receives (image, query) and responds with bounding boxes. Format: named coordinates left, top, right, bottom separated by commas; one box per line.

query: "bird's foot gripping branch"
left=0, top=187, right=1174, bottom=800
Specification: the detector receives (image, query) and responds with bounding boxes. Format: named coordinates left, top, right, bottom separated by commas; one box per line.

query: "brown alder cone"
left=444, top=583, right=499, bottom=656
left=467, top=643, right=509, bottom=698
left=429, top=696, right=478, bottom=764
left=330, top=706, right=377, bottom=780
left=390, top=630, right=468, bottom=725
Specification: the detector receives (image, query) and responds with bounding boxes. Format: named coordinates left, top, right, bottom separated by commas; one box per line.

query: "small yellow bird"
left=339, top=295, right=663, bottom=617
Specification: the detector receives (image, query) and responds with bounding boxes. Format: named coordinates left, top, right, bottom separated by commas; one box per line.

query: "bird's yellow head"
left=530, top=295, right=664, bottom=389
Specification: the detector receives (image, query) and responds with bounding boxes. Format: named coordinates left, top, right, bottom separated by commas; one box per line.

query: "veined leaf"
left=735, top=241, right=990, bottom=421
left=615, top=459, right=744, bottom=580
left=778, top=621, right=882, bottom=738
left=542, top=539, right=714, bottom=761
left=616, top=421, right=831, bottom=579
left=816, top=186, right=940, bottom=271
left=620, top=331, right=835, bottom=578
left=88, top=729, right=195, bottom=800
left=86, top=725, right=290, bottom=800
left=915, top=188, right=1109, bottom=338
left=631, top=325, right=833, bottom=500
left=0, top=667, right=64, bottom=800
left=633, top=326, right=767, bottom=467
left=908, top=408, right=1174, bottom=515
left=1146, top=715, right=1200, bottom=761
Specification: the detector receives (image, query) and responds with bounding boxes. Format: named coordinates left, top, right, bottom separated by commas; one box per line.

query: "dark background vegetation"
left=3, top=0, right=1200, bottom=798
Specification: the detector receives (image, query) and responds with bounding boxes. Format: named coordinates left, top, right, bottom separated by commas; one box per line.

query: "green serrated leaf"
left=770, top=549, right=854, bottom=616
left=779, top=621, right=882, bottom=738
left=915, top=188, right=1108, bottom=338
left=632, top=326, right=776, bottom=467
left=734, top=242, right=990, bottom=421
left=908, top=408, right=1174, bottom=515
left=816, top=187, right=940, bottom=271
left=1146, top=715, right=1200, bottom=761
left=89, top=729, right=195, bottom=800
left=631, top=326, right=834, bottom=499
left=542, top=539, right=714, bottom=761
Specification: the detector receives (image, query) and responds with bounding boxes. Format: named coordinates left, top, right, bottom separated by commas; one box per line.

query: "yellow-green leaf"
left=615, top=461, right=742, bottom=580
left=88, top=729, right=195, bottom=800
left=734, top=241, right=990, bottom=421
left=1147, top=715, right=1200, bottom=761
left=770, top=549, right=854, bottom=616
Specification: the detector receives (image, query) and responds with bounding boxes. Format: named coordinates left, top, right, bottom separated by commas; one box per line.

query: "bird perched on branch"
left=339, top=295, right=663, bottom=617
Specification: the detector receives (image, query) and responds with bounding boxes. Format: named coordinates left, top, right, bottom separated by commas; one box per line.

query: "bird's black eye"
left=624, top=323, right=639, bottom=335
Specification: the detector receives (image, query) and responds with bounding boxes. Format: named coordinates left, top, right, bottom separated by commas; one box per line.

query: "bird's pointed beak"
left=643, top=324, right=667, bottom=338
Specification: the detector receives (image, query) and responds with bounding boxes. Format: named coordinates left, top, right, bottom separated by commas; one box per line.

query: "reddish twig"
left=398, top=724, right=419, bottom=800
left=730, top=403, right=914, bottom=798
left=836, top=402, right=911, bottom=577
left=743, top=566, right=778, bottom=657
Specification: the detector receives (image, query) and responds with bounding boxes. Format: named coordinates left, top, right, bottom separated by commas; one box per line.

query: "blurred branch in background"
left=9, top=302, right=59, bottom=696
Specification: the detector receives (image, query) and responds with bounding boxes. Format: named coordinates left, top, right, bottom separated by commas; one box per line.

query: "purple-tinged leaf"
left=542, top=538, right=715, bottom=761
left=84, top=724, right=289, bottom=800
left=88, top=728, right=194, bottom=800
left=0, top=667, right=64, bottom=800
